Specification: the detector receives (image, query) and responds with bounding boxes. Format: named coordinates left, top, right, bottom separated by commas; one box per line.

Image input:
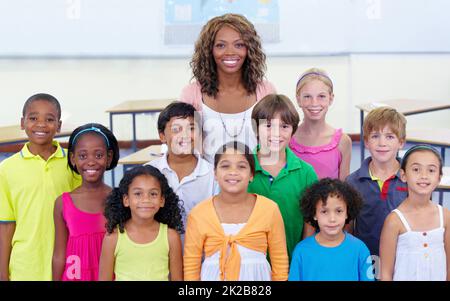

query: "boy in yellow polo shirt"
left=0, top=93, right=81, bottom=280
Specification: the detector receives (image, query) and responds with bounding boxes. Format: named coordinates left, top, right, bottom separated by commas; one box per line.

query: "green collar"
left=253, top=145, right=303, bottom=173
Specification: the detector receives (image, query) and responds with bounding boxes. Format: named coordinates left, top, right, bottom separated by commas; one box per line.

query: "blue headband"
left=72, top=126, right=110, bottom=148
left=401, top=144, right=442, bottom=169
left=296, top=72, right=334, bottom=91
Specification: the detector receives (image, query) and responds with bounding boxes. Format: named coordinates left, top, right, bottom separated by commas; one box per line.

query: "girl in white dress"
left=379, top=144, right=449, bottom=281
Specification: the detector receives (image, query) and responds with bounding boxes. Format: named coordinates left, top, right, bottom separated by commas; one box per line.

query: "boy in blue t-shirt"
left=289, top=178, right=374, bottom=281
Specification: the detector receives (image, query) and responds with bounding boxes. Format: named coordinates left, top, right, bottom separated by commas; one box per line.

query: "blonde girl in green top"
left=99, top=165, right=185, bottom=280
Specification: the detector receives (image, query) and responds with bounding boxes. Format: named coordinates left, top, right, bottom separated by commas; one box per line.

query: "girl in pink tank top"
left=289, top=68, right=352, bottom=180
left=52, top=123, right=119, bottom=281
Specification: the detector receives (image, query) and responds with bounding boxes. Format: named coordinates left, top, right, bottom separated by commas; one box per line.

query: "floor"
left=1, top=142, right=448, bottom=208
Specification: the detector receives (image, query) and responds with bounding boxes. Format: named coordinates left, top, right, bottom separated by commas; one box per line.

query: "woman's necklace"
left=217, top=93, right=251, bottom=139
left=219, top=110, right=246, bottom=138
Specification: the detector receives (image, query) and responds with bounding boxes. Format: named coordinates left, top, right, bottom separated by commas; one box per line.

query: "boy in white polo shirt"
left=147, top=101, right=218, bottom=229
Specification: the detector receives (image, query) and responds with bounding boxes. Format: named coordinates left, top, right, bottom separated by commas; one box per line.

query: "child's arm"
left=0, top=222, right=15, bottom=281
left=338, top=133, right=352, bottom=181
left=168, top=228, right=183, bottom=281
left=52, top=196, right=68, bottom=281
left=267, top=206, right=289, bottom=281
left=358, top=244, right=375, bottom=281
left=183, top=214, right=204, bottom=281
left=379, top=212, right=401, bottom=281
left=444, top=208, right=450, bottom=281
left=98, top=231, right=118, bottom=281
left=288, top=246, right=302, bottom=281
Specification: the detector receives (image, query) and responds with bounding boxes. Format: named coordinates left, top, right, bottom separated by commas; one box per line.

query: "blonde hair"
left=296, top=67, right=333, bottom=96
left=363, top=107, right=407, bottom=141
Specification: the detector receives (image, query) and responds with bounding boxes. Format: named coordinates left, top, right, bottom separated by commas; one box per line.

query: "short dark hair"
left=251, top=94, right=300, bottom=135
left=22, top=93, right=62, bottom=119
left=68, top=123, right=120, bottom=174
left=301, top=178, right=363, bottom=231
left=157, top=101, right=197, bottom=133
left=214, top=141, right=255, bottom=176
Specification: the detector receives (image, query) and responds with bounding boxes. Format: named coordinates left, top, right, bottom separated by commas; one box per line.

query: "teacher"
left=180, top=13, right=276, bottom=162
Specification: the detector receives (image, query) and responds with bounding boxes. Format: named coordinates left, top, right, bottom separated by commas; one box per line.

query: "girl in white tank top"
left=379, top=145, right=449, bottom=281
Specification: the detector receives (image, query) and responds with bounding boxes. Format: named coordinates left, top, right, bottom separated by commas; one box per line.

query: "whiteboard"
left=0, top=0, right=448, bottom=58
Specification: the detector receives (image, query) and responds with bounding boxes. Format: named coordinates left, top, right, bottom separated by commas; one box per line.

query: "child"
left=289, top=178, right=374, bottom=281
left=380, top=145, right=449, bottom=281
left=183, top=141, right=288, bottom=281
left=180, top=13, right=276, bottom=162
left=52, top=123, right=120, bottom=281
left=248, top=94, right=318, bottom=260
left=289, top=68, right=352, bottom=180
left=147, top=101, right=218, bottom=227
left=346, top=107, right=408, bottom=256
left=0, top=93, right=81, bottom=281
left=98, top=165, right=184, bottom=281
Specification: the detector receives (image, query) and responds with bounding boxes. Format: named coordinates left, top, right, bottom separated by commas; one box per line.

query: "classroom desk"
left=356, top=99, right=450, bottom=163
left=106, top=99, right=174, bottom=186
left=106, top=99, right=175, bottom=152
left=437, top=167, right=450, bottom=206
left=0, top=124, right=77, bottom=146
left=406, top=128, right=450, bottom=163
left=118, top=145, right=163, bottom=184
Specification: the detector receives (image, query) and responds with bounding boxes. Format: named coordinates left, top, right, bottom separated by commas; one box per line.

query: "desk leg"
left=360, top=110, right=365, bottom=163
left=439, top=191, right=443, bottom=206
left=441, top=146, right=446, bottom=165
left=109, top=113, right=115, bottom=187
left=132, top=113, right=137, bottom=152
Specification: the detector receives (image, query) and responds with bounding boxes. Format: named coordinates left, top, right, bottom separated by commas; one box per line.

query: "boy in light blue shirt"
left=289, top=178, right=374, bottom=281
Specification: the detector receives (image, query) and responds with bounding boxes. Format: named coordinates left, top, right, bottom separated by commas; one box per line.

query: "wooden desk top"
left=0, top=124, right=77, bottom=145
left=406, top=128, right=450, bottom=147
left=106, top=99, right=176, bottom=114
left=118, top=145, right=163, bottom=165
left=439, top=167, right=450, bottom=190
left=356, top=99, right=450, bottom=115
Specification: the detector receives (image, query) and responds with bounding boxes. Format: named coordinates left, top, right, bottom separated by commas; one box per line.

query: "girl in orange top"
left=183, top=141, right=289, bottom=281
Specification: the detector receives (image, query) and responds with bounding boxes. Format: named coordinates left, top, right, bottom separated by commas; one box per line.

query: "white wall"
left=1, top=54, right=450, bottom=141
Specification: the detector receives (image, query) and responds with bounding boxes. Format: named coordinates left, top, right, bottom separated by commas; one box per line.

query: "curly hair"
left=104, top=165, right=185, bottom=234
left=190, top=13, right=267, bottom=97
left=300, top=178, right=363, bottom=231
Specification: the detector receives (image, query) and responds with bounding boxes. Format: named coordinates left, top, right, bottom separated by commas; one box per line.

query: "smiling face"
left=21, top=99, right=61, bottom=147
left=400, top=150, right=442, bottom=197
left=296, top=80, right=334, bottom=121
left=159, top=116, right=197, bottom=156
left=215, top=148, right=253, bottom=195
left=123, top=175, right=165, bottom=221
left=70, top=132, right=111, bottom=182
left=212, top=25, right=247, bottom=76
left=314, top=194, right=348, bottom=238
left=365, top=125, right=405, bottom=165
left=258, top=112, right=294, bottom=153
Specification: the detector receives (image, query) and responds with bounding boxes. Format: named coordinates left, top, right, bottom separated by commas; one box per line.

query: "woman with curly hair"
left=180, top=13, right=276, bottom=162
left=98, top=165, right=184, bottom=281
left=288, top=178, right=374, bottom=281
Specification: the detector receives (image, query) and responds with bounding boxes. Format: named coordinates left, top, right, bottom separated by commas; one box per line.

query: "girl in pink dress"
left=289, top=68, right=352, bottom=181
left=52, top=123, right=119, bottom=281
